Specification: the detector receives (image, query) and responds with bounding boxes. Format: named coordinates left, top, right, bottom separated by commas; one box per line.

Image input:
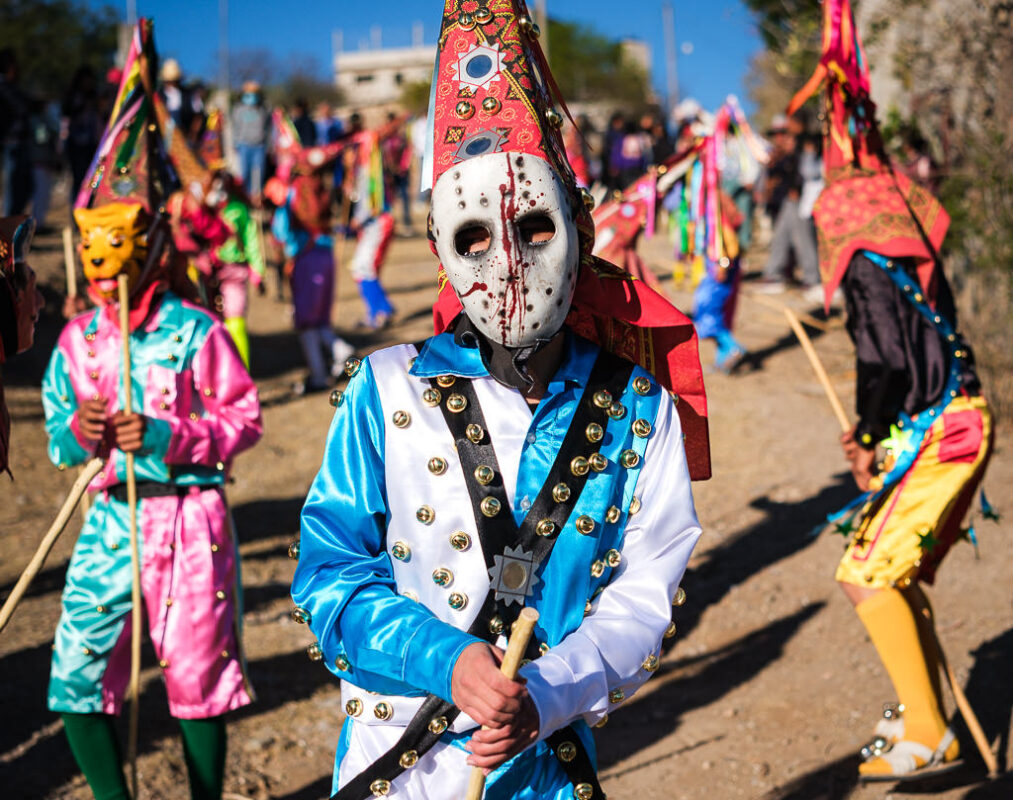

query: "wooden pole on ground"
left=783, top=307, right=851, bottom=432
left=117, top=275, right=142, bottom=799
left=785, top=305, right=1000, bottom=778
left=0, top=457, right=104, bottom=634
left=465, top=607, right=540, bottom=800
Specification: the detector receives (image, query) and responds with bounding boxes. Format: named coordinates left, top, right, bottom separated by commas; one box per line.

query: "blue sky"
left=91, top=1, right=760, bottom=113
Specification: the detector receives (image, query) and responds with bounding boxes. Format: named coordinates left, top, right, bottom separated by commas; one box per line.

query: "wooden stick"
left=0, top=457, right=104, bottom=634
left=746, top=290, right=838, bottom=332
left=117, top=275, right=142, bottom=800
left=905, top=588, right=1000, bottom=778
left=465, top=607, right=540, bottom=800
left=62, top=226, right=77, bottom=298
left=783, top=307, right=852, bottom=432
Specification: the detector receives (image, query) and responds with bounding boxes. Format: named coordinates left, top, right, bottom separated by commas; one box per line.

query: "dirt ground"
left=1, top=190, right=1010, bottom=800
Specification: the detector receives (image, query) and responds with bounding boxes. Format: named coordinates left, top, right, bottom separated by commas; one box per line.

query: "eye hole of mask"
left=517, top=214, right=555, bottom=245
left=455, top=224, right=492, bottom=257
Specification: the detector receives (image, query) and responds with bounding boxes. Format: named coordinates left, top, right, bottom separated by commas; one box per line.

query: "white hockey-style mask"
left=430, top=152, right=580, bottom=348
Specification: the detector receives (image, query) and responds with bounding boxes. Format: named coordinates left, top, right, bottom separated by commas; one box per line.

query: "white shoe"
left=801, top=284, right=825, bottom=305
left=330, top=338, right=356, bottom=377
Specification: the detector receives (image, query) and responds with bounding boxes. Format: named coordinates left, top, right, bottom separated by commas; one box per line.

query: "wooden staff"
left=63, top=226, right=93, bottom=520
left=117, top=274, right=142, bottom=799
left=465, top=607, right=540, bottom=800
left=783, top=307, right=851, bottom=432
left=785, top=304, right=999, bottom=777
left=0, top=457, right=104, bottom=634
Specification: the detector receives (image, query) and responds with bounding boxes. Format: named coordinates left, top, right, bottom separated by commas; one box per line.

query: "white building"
left=335, top=45, right=436, bottom=110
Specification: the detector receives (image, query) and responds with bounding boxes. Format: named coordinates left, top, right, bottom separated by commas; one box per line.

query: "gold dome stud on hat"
left=474, top=6, right=493, bottom=24
left=482, top=96, right=502, bottom=114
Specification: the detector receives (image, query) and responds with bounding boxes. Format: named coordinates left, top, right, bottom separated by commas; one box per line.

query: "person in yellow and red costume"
left=291, top=2, right=711, bottom=798
left=43, top=21, right=262, bottom=800
left=788, top=0, right=993, bottom=782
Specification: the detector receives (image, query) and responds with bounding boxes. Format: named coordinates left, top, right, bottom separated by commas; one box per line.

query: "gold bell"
left=291, top=607, right=311, bottom=624
left=432, top=567, right=453, bottom=587
left=590, top=560, right=605, bottom=578
left=428, top=715, right=449, bottom=734
left=557, top=741, right=577, bottom=763
left=488, top=616, right=504, bottom=635
left=447, top=393, right=468, bottom=412
left=428, top=457, right=448, bottom=475
left=448, top=592, right=468, bottom=610
left=306, top=642, right=323, bottom=661
left=592, top=390, right=613, bottom=409
left=605, top=548, right=621, bottom=567
left=629, top=496, right=642, bottom=515
left=664, top=621, right=677, bottom=639
left=605, top=505, right=620, bottom=524
left=585, top=422, right=604, bottom=443
left=517, top=14, right=534, bottom=33
left=552, top=482, right=571, bottom=502
left=620, top=449, right=641, bottom=469
left=466, top=423, right=484, bottom=443
left=608, top=688, right=625, bottom=704
left=374, top=702, right=393, bottom=721
left=422, top=388, right=442, bottom=407
left=436, top=374, right=456, bottom=388
left=633, top=376, right=652, bottom=395
left=570, top=456, right=590, bottom=476
left=481, top=496, right=501, bottom=517
left=370, top=779, right=391, bottom=797
left=288, top=540, right=300, bottom=559
left=580, top=187, right=595, bottom=210
left=642, top=654, right=660, bottom=672
left=392, top=410, right=411, bottom=428
left=672, top=586, right=687, bottom=606
left=574, top=784, right=594, bottom=800
left=536, top=518, right=556, bottom=537
left=482, top=96, right=502, bottom=114
left=416, top=505, right=435, bottom=524
left=588, top=453, right=608, bottom=472
left=474, top=465, right=495, bottom=485
left=400, top=749, right=419, bottom=768
left=575, top=515, right=595, bottom=535
left=538, top=642, right=550, bottom=655
left=449, top=531, right=471, bottom=551
left=593, top=715, right=608, bottom=729
left=632, top=418, right=652, bottom=438
left=607, top=402, right=626, bottom=420
left=391, top=541, right=410, bottom=562
left=455, top=101, right=475, bottom=120
left=545, top=108, right=563, bottom=128
left=344, top=358, right=361, bottom=377
left=345, top=698, right=363, bottom=716
left=335, top=654, right=351, bottom=671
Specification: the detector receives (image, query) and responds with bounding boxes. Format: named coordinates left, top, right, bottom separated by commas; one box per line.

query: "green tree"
left=545, top=18, right=650, bottom=108
left=0, top=0, right=119, bottom=98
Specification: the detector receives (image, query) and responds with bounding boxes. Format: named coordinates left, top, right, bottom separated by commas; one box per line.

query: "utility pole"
left=662, top=1, right=679, bottom=117
left=535, top=0, right=549, bottom=65
left=219, top=0, right=230, bottom=93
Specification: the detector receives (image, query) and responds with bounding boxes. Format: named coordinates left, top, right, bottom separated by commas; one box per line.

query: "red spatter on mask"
left=497, top=155, right=526, bottom=342
left=461, top=281, right=487, bottom=298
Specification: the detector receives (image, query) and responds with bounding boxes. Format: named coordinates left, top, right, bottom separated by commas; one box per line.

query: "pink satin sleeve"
left=164, top=323, right=262, bottom=467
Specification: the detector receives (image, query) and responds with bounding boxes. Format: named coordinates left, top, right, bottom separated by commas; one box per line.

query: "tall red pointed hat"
left=425, top=0, right=710, bottom=479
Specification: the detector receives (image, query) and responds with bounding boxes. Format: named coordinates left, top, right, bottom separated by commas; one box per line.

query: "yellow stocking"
left=224, top=316, right=250, bottom=369
left=855, top=588, right=958, bottom=775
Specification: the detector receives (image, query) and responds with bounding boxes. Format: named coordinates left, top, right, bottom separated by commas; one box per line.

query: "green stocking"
left=177, top=716, right=226, bottom=800
left=60, top=712, right=130, bottom=800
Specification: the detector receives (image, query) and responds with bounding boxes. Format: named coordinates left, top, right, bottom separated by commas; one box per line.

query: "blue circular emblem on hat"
left=465, top=137, right=493, bottom=156
left=466, top=54, right=493, bottom=79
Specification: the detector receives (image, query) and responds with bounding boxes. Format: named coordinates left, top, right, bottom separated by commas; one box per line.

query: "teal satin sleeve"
left=293, top=359, right=481, bottom=702
left=42, top=345, right=90, bottom=469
